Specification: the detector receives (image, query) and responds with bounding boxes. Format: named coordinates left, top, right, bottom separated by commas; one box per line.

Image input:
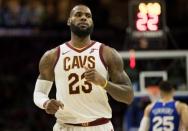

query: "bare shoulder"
left=102, top=44, right=132, bottom=84
left=176, top=101, right=188, bottom=113
left=102, top=45, right=124, bottom=71
left=144, top=103, right=153, bottom=116
left=103, top=45, right=123, bottom=65
left=146, top=103, right=153, bottom=111
left=38, top=47, right=59, bottom=80
left=39, top=47, right=58, bottom=67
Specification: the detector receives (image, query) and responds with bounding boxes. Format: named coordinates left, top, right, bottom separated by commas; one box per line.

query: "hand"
left=84, top=66, right=106, bottom=87
left=43, top=99, right=64, bottom=114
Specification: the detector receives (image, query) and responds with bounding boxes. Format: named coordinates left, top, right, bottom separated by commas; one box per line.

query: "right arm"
left=138, top=104, right=152, bottom=131
left=33, top=48, right=63, bottom=114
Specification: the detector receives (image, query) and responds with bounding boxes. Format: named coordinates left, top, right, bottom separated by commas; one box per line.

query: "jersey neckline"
left=66, top=41, right=96, bottom=53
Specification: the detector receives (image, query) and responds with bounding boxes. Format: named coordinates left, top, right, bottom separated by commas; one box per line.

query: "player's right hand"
left=43, top=99, right=64, bottom=114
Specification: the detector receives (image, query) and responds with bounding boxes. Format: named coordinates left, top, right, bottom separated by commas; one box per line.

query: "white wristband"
left=33, top=79, right=53, bottom=109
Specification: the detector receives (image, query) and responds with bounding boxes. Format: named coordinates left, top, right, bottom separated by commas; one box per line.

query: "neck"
left=161, top=93, right=173, bottom=102
left=70, top=33, right=91, bottom=48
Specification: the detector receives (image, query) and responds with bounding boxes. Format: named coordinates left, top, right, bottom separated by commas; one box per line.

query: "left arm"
left=84, top=45, right=134, bottom=104
left=103, top=46, right=134, bottom=104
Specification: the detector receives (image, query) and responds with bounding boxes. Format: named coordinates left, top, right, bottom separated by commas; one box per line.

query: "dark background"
left=0, top=0, right=188, bottom=131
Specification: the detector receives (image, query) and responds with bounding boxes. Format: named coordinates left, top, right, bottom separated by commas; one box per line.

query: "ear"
left=67, top=18, right=71, bottom=26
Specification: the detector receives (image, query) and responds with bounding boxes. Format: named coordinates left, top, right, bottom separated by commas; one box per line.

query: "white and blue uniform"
left=149, top=100, right=180, bottom=131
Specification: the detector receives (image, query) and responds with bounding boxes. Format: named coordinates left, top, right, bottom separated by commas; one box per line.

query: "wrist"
left=43, top=99, right=50, bottom=109
left=101, top=79, right=108, bottom=89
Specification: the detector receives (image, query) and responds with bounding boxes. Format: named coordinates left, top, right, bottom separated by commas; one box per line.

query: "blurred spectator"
left=3, top=0, right=27, bottom=27
left=81, top=0, right=110, bottom=28
left=138, top=37, right=149, bottom=50
left=105, top=0, right=128, bottom=31
left=0, top=0, right=112, bottom=29
left=24, top=0, right=45, bottom=27
left=125, top=36, right=149, bottom=50
left=126, top=36, right=167, bottom=50
left=42, top=0, right=56, bottom=30
left=55, top=0, right=70, bottom=30
left=96, top=0, right=110, bottom=28
left=0, top=0, right=3, bottom=26
left=175, top=0, right=188, bottom=26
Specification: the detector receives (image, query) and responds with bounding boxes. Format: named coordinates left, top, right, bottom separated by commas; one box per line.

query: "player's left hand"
left=84, top=66, right=106, bottom=87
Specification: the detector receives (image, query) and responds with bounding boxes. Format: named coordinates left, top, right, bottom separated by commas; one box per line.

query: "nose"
left=80, top=15, right=87, bottom=21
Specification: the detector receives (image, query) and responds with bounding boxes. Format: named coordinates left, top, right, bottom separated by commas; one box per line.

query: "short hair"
left=159, top=81, right=174, bottom=92
left=70, top=5, right=90, bottom=17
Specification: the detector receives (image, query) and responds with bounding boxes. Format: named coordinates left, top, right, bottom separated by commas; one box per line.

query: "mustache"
left=78, top=23, right=89, bottom=26
left=70, top=23, right=94, bottom=37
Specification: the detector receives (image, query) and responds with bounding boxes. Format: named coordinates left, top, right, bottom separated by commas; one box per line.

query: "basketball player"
left=138, top=81, right=188, bottom=131
left=33, top=5, right=134, bottom=131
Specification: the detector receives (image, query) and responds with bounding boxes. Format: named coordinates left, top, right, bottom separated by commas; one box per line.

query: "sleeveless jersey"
left=149, top=100, right=180, bottom=131
left=54, top=41, right=112, bottom=124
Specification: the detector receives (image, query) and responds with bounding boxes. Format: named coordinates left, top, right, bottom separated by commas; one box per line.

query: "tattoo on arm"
left=38, top=48, right=57, bottom=81
left=104, top=47, right=134, bottom=104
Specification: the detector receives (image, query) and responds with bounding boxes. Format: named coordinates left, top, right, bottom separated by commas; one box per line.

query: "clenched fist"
left=43, top=99, right=64, bottom=114
left=84, top=67, right=106, bottom=87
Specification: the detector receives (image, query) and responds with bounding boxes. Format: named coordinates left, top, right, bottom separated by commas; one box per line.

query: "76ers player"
left=33, top=5, right=134, bottom=131
left=138, top=81, right=188, bottom=131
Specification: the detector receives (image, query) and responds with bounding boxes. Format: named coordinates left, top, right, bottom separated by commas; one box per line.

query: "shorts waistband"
left=64, top=118, right=110, bottom=127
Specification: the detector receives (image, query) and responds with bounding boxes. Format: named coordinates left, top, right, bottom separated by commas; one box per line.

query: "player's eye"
left=86, top=13, right=92, bottom=18
left=75, top=12, right=82, bottom=17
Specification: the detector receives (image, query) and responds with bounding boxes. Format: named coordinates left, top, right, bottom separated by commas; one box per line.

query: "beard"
left=70, top=23, right=94, bottom=37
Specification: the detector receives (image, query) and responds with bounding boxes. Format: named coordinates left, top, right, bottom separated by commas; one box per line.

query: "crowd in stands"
left=0, top=0, right=73, bottom=29
left=0, top=0, right=187, bottom=30
left=0, top=0, right=130, bottom=31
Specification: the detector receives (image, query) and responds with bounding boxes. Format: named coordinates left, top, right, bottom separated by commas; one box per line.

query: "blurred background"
left=0, top=0, right=188, bottom=131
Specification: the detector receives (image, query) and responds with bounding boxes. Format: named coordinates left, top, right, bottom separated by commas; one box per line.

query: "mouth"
left=78, top=23, right=89, bottom=28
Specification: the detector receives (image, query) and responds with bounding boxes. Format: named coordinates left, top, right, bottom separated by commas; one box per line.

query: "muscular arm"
left=33, top=48, right=59, bottom=109
left=38, top=48, right=58, bottom=81
left=103, top=46, right=134, bottom=104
